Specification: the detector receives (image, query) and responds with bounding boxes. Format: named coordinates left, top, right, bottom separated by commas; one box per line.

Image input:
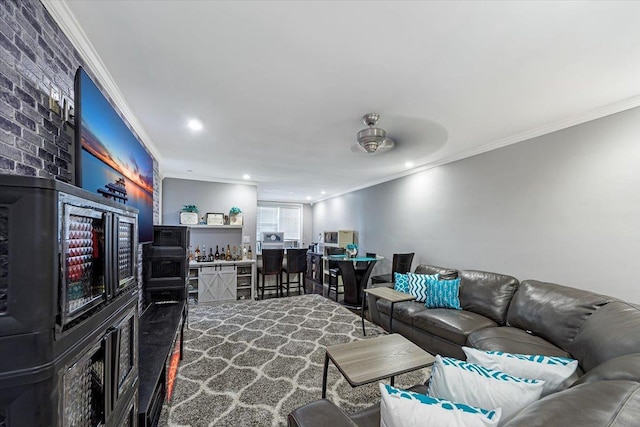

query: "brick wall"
left=0, top=0, right=159, bottom=197
left=1, top=0, right=160, bottom=308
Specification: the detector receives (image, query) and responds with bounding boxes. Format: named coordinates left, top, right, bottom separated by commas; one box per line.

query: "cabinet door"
left=198, top=266, right=237, bottom=302
left=198, top=267, right=218, bottom=303
left=215, top=267, right=237, bottom=301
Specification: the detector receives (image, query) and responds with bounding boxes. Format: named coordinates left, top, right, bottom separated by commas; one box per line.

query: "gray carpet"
left=160, top=294, right=431, bottom=426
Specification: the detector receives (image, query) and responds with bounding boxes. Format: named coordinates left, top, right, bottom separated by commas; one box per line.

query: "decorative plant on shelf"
left=182, top=204, right=199, bottom=213
left=228, top=206, right=243, bottom=226
left=345, top=243, right=358, bottom=258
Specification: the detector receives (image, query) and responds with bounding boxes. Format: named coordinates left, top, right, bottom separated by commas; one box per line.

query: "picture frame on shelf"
left=229, top=214, right=243, bottom=226
left=180, top=212, right=199, bottom=225
left=206, top=212, right=225, bottom=226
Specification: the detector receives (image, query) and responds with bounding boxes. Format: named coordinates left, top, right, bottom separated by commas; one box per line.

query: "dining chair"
left=326, top=247, right=345, bottom=302
left=370, top=252, right=415, bottom=284
left=281, top=248, right=307, bottom=296
left=257, top=249, right=284, bottom=299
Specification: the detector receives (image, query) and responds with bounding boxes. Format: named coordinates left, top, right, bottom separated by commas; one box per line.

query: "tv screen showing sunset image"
left=75, top=67, right=154, bottom=242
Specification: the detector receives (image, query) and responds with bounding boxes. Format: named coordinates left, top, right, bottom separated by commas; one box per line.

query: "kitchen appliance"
left=261, top=232, right=285, bottom=250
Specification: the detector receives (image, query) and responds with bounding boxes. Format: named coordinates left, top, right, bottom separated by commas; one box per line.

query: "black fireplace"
left=138, top=226, right=188, bottom=427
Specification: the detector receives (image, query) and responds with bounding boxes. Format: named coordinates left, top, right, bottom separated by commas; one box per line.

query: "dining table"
left=324, top=254, right=383, bottom=307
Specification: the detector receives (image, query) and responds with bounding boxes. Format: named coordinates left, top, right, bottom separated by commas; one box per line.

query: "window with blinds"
left=256, top=204, right=302, bottom=249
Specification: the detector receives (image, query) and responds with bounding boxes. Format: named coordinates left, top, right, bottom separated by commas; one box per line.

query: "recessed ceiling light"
left=186, top=169, right=193, bottom=172
left=320, top=191, right=326, bottom=195
left=187, top=119, right=203, bottom=131
left=243, top=174, right=250, bottom=180
left=405, top=161, right=414, bottom=168
left=306, top=196, right=311, bottom=200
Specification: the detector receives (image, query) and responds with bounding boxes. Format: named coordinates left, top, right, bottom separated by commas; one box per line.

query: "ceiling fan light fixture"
left=356, top=113, right=395, bottom=154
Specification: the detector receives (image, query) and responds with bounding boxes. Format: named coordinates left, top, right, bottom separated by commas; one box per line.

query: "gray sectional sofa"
left=288, top=264, right=640, bottom=426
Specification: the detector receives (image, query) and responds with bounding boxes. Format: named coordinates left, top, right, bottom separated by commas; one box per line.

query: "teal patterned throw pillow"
left=428, top=355, right=544, bottom=422
left=379, top=383, right=501, bottom=427
left=393, top=272, right=410, bottom=293
left=425, top=276, right=462, bottom=309
left=407, top=273, right=438, bottom=302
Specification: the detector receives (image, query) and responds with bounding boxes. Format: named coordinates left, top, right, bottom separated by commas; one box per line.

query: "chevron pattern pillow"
left=407, top=273, right=438, bottom=302
left=425, top=276, right=462, bottom=309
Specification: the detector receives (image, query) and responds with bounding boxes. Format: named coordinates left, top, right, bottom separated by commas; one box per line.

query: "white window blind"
left=256, top=204, right=301, bottom=243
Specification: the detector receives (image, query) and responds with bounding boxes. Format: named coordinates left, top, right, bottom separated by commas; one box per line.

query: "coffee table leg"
left=389, top=302, right=395, bottom=333
left=391, top=376, right=395, bottom=387
left=322, top=353, right=329, bottom=398
left=361, top=292, right=367, bottom=336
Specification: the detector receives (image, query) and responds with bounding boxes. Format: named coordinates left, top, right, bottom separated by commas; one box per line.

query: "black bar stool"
left=326, top=247, right=345, bottom=301
left=258, top=249, right=284, bottom=299
left=281, top=248, right=307, bottom=296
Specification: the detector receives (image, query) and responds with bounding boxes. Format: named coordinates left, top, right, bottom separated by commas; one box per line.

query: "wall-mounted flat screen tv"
left=74, top=66, right=154, bottom=243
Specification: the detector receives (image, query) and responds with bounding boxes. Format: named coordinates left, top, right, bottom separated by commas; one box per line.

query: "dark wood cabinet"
left=305, top=251, right=323, bottom=295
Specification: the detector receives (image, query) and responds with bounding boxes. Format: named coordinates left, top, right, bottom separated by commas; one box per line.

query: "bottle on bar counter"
left=226, top=244, right=231, bottom=261
left=215, top=245, right=220, bottom=260
left=247, top=245, right=252, bottom=260
left=194, top=245, right=201, bottom=261
left=208, top=247, right=213, bottom=261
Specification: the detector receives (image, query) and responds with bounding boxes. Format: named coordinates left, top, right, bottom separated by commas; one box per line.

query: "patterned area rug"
left=160, top=294, right=431, bottom=426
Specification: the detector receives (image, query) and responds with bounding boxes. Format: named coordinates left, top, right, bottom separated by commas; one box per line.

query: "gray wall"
left=302, top=203, right=313, bottom=248
left=162, top=177, right=258, bottom=252
left=313, top=106, right=640, bottom=303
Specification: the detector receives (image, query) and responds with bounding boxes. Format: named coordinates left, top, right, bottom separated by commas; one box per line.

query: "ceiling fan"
left=355, top=113, right=395, bottom=154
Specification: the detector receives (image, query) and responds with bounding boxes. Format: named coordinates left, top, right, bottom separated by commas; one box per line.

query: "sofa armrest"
left=288, top=399, right=358, bottom=427
left=572, top=353, right=640, bottom=386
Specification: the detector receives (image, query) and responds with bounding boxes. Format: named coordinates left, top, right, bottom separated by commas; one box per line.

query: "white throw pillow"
left=428, top=355, right=544, bottom=422
left=462, top=347, right=579, bottom=397
left=379, top=383, right=501, bottom=427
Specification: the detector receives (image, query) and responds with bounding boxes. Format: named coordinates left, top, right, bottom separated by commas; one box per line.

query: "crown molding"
left=41, top=0, right=162, bottom=162
left=315, top=94, right=640, bottom=204
left=162, top=171, right=258, bottom=188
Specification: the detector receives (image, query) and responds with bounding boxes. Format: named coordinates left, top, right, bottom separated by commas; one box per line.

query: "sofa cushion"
left=572, top=353, right=640, bottom=386
left=457, top=270, right=519, bottom=325
left=569, top=301, right=640, bottom=372
left=376, top=300, right=427, bottom=325
left=350, top=384, right=428, bottom=427
left=413, top=309, right=496, bottom=346
left=506, top=280, right=610, bottom=351
left=407, top=273, right=437, bottom=302
left=428, top=356, right=544, bottom=423
left=462, top=347, right=578, bottom=397
left=393, top=272, right=410, bottom=293
left=424, top=276, right=462, bottom=309
left=467, top=326, right=571, bottom=359
left=502, top=380, right=640, bottom=427
left=380, top=383, right=501, bottom=427
left=414, top=264, right=453, bottom=276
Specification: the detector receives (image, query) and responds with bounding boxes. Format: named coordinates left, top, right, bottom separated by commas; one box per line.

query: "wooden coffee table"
left=322, top=333, right=435, bottom=398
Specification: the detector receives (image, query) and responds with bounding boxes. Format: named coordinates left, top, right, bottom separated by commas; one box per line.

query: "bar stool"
left=281, top=248, right=307, bottom=296
left=258, top=249, right=284, bottom=299
left=326, top=247, right=345, bottom=302
left=370, top=252, right=415, bottom=284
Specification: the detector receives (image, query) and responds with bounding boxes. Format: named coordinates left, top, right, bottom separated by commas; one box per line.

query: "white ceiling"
left=51, top=1, right=640, bottom=203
